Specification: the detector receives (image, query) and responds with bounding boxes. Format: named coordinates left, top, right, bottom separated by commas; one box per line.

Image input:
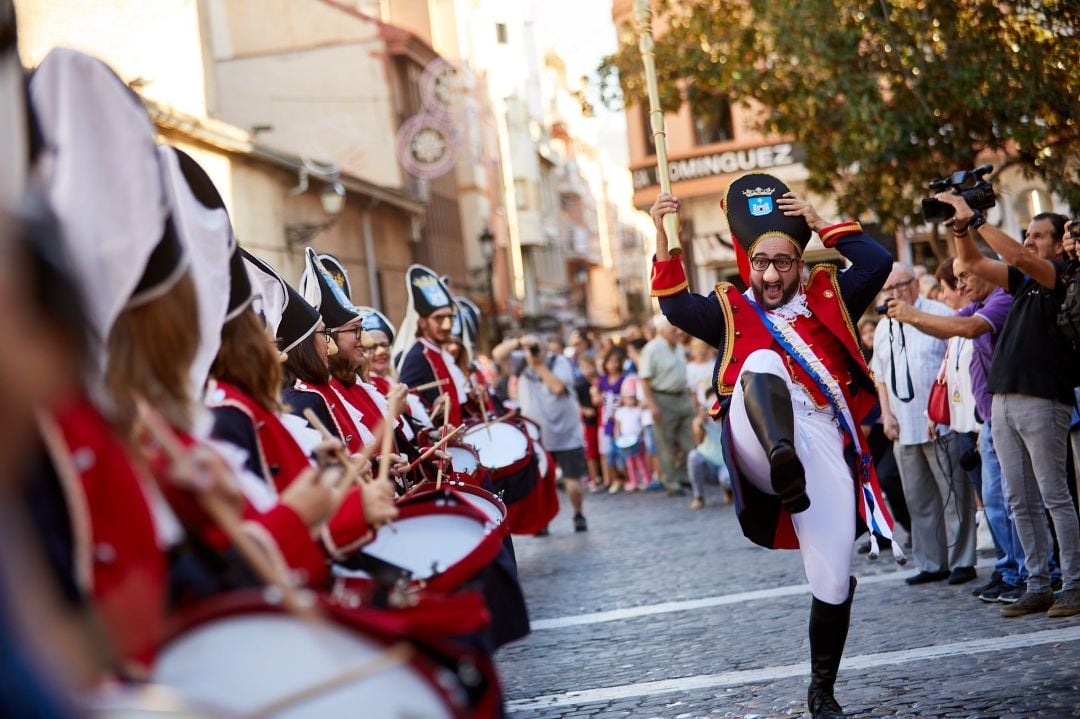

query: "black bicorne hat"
left=316, top=252, right=352, bottom=300
left=301, top=246, right=360, bottom=331
left=723, top=172, right=811, bottom=282
left=278, top=280, right=322, bottom=354
left=358, top=306, right=395, bottom=345
left=454, top=296, right=480, bottom=343
left=241, top=249, right=320, bottom=354
left=171, top=146, right=252, bottom=322
left=127, top=217, right=188, bottom=308
left=407, top=264, right=453, bottom=318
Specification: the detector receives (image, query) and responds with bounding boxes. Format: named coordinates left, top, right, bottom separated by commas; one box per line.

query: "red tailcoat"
left=46, top=394, right=167, bottom=666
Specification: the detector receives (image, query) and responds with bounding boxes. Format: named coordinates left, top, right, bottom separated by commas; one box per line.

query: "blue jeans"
left=980, top=421, right=1025, bottom=587
left=687, top=448, right=730, bottom=499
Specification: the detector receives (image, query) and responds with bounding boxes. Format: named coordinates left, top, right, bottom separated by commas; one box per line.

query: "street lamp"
left=478, top=226, right=501, bottom=344
left=285, top=178, right=346, bottom=247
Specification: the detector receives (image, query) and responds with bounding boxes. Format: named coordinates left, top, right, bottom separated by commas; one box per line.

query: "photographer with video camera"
left=936, top=180, right=1080, bottom=618
left=872, top=263, right=977, bottom=587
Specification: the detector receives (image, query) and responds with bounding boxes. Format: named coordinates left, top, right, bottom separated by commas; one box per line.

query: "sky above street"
left=531, top=0, right=629, bottom=165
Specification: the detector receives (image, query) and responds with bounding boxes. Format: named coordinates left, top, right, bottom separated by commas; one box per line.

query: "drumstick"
left=247, top=642, right=413, bottom=719
left=405, top=423, right=465, bottom=472
left=482, top=410, right=517, bottom=429
left=376, top=391, right=405, bottom=484
left=408, top=377, right=449, bottom=393
left=435, top=392, right=452, bottom=490
left=302, top=409, right=366, bottom=487
left=136, top=402, right=314, bottom=618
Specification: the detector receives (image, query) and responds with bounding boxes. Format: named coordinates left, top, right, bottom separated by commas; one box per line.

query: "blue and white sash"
left=746, top=292, right=905, bottom=564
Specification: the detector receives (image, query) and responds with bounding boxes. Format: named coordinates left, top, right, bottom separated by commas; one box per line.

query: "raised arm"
left=776, top=193, right=891, bottom=318
left=937, top=192, right=1056, bottom=289
left=650, top=193, right=727, bottom=348
left=885, top=299, right=992, bottom=339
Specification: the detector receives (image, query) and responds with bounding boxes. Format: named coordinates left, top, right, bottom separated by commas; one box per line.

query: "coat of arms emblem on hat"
left=415, top=275, right=449, bottom=306
left=744, top=186, right=775, bottom=216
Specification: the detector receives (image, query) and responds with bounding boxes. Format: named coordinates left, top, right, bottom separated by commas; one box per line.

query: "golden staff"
left=636, top=0, right=681, bottom=256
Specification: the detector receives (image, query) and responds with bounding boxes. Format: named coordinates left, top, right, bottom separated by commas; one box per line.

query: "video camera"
left=921, top=164, right=996, bottom=223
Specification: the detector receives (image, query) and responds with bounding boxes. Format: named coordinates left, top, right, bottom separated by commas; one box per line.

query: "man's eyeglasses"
left=881, top=278, right=916, bottom=293
left=749, top=255, right=797, bottom=272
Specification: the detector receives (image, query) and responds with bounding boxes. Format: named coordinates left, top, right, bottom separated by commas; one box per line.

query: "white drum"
left=154, top=610, right=458, bottom=719
left=458, top=421, right=531, bottom=475
left=447, top=445, right=480, bottom=476
left=332, top=498, right=502, bottom=592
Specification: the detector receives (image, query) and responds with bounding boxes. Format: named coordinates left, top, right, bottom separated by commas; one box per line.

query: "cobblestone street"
left=497, top=488, right=1080, bottom=718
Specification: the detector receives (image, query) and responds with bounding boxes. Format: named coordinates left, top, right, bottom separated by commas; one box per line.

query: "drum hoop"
left=155, top=591, right=468, bottom=719
left=458, top=421, right=532, bottom=477
left=358, top=494, right=504, bottom=591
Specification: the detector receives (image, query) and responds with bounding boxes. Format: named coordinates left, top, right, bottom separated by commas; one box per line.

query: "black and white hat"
left=358, top=307, right=395, bottom=345
left=170, top=146, right=253, bottom=322
left=300, top=246, right=361, bottom=331
left=28, top=48, right=172, bottom=344
left=722, top=172, right=811, bottom=282
left=454, top=296, right=480, bottom=345
left=242, top=249, right=320, bottom=354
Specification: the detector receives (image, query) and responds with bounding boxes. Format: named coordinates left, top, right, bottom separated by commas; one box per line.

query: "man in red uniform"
left=650, top=173, right=896, bottom=719
left=395, top=265, right=469, bottom=426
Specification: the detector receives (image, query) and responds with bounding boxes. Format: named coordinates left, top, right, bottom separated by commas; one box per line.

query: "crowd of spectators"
left=869, top=206, right=1080, bottom=617
left=485, top=320, right=732, bottom=511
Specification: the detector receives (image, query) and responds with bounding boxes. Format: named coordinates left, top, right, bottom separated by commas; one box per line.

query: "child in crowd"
left=596, top=347, right=628, bottom=492
left=614, top=376, right=652, bottom=492
left=575, top=353, right=602, bottom=491
left=627, top=337, right=662, bottom=487
left=688, top=386, right=732, bottom=509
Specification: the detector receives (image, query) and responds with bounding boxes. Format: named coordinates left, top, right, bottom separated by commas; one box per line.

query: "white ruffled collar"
left=744, top=287, right=812, bottom=323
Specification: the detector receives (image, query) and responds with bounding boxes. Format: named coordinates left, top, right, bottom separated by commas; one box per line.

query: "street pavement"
left=496, top=485, right=1080, bottom=718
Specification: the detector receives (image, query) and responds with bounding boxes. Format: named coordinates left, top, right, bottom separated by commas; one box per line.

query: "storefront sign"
left=632, top=143, right=805, bottom=191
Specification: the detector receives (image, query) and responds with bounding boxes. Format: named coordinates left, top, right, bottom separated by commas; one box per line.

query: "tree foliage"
left=599, top=0, right=1080, bottom=230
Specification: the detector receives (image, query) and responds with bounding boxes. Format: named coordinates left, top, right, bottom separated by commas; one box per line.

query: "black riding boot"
left=808, top=577, right=857, bottom=719
left=739, top=371, right=810, bottom=513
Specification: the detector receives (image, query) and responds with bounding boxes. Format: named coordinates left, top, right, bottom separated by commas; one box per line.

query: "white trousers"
left=728, top=349, right=855, bottom=605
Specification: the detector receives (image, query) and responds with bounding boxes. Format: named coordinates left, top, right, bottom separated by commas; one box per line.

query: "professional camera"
left=921, top=164, right=996, bottom=223
left=875, top=298, right=893, bottom=315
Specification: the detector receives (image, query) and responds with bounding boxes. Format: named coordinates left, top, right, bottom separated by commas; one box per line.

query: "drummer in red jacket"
left=394, top=265, right=471, bottom=426
left=649, top=173, right=896, bottom=719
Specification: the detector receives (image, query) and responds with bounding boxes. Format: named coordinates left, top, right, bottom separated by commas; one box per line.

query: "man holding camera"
left=885, top=259, right=1024, bottom=601
left=940, top=193, right=1080, bottom=618
left=494, top=335, right=588, bottom=533
left=872, top=265, right=977, bottom=586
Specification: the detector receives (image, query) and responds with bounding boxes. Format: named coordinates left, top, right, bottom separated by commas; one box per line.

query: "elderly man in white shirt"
left=873, top=263, right=977, bottom=586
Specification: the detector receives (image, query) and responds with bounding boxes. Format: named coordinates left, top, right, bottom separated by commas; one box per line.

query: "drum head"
left=357, top=513, right=491, bottom=580
left=451, top=485, right=506, bottom=525
left=154, top=614, right=455, bottom=718
left=459, top=422, right=529, bottom=470
left=447, top=445, right=480, bottom=475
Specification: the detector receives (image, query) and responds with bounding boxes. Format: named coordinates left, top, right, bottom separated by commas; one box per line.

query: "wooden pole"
left=636, top=0, right=681, bottom=256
